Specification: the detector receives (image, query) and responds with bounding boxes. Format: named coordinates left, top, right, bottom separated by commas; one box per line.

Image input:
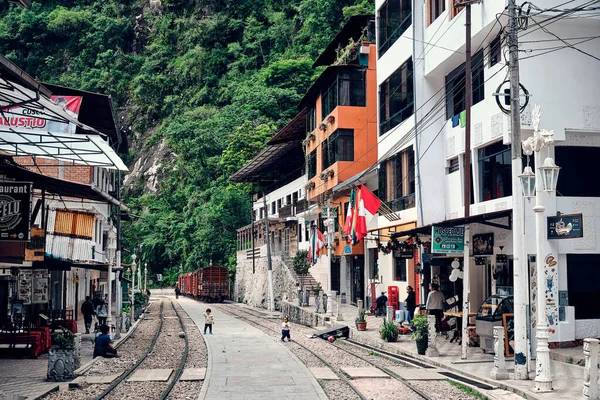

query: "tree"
left=292, top=250, right=311, bottom=290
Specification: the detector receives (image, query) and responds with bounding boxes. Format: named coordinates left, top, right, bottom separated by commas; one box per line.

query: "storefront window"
left=394, top=258, right=407, bottom=281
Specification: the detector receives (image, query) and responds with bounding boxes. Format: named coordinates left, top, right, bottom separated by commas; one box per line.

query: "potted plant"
left=380, top=319, right=399, bottom=342
left=48, top=328, right=78, bottom=381
left=411, top=314, right=429, bottom=355
left=356, top=308, right=367, bottom=331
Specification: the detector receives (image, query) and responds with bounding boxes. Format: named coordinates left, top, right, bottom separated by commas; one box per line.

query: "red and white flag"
left=308, top=226, right=324, bottom=265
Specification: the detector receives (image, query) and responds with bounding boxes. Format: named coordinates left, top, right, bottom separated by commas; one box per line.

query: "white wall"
left=253, top=175, right=307, bottom=218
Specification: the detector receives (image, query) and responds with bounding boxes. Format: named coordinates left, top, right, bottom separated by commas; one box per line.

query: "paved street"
left=177, top=296, right=328, bottom=400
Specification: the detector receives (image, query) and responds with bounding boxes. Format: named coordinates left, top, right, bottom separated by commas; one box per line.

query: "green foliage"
left=356, top=308, right=366, bottom=323
left=411, top=314, right=429, bottom=340
left=342, top=0, right=375, bottom=19
left=51, top=328, right=75, bottom=350
left=292, top=250, right=311, bottom=277
left=1, top=0, right=374, bottom=289
left=379, top=319, right=399, bottom=341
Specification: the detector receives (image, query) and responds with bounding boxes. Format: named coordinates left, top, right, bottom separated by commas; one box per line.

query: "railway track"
left=212, top=303, right=437, bottom=400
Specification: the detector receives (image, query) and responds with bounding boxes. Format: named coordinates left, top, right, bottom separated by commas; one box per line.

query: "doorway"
left=331, top=257, right=340, bottom=293
left=351, top=255, right=365, bottom=305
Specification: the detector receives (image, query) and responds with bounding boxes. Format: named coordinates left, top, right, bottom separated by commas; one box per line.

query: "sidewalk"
left=0, top=307, right=117, bottom=399
left=288, top=300, right=584, bottom=400
left=177, top=296, right=328, bottom=400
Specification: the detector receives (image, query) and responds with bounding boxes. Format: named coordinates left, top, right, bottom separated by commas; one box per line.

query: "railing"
left=383, top=193, right=416, bottom=213
left=380, top=100, right=414, bottom=135
left=296, top=199, right=309, bottom=213
left=379, top=13, right=412, bottom=57
left=279, top=204, right=293, bottom=218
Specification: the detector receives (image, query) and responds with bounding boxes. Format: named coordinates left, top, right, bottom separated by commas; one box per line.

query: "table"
left=444, top=311, right=477, bottom=345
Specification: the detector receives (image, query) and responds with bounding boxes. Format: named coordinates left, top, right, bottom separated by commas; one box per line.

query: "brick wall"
left=13, top=155, right=92, bottom=185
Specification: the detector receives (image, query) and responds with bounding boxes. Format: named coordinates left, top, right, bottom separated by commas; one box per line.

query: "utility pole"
left=263, top=194, right=275, bottom=311
left=508, top=0, right=529, bottom=380
left=460, top=0, right=475, bottom=360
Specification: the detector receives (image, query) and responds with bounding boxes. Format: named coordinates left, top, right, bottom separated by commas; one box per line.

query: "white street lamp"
left=519, top=165, right=536, bottom=199
left=106, top=228, right=117, bottom=336
left=131, top=254, right=137, bottom=325
left=144, top=263, right=148, bottom=292
left=520, top=105, right=555, bottom=392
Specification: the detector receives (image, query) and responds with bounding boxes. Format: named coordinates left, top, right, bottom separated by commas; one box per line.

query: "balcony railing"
left=379, top=13, right=412, bottom=57
left=383, top=193, right=416, bottom=214
left=279, top=204, right=293, bottom=218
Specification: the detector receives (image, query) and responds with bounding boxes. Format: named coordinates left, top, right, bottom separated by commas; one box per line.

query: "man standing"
left=405, top=286, right=416, bottom=323
left=426, top=283, right=445, bottom=332
left=81, top=296, right=95, bottom=334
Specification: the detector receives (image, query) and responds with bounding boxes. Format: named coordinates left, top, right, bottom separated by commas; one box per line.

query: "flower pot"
left=47, top=347, right=77, bottom=381
left=384, top=336, right=397, bottom=342
left=415, top=336, right=428, bottom=355
left=357, top=321, right=367, bottom=331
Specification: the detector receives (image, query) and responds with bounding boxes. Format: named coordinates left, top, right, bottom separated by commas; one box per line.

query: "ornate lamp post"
left=106, top=228, right=117, bottom=335
left=131, top=254, right=137, bottom=324
left=520, top=105, right=559, bottom=392
left=144, top=263, right=148, bottom=291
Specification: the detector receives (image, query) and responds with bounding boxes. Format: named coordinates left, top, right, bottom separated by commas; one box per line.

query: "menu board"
left=32, top=269, right=49, bottom=304
left=18, top=269, right=49, bottom=304
left=503, top=313, right=515, bottom=358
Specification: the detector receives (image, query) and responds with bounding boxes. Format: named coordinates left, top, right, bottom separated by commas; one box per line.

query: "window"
left=277, top=199, right=282, bottom=209
left=445, top=50, right=485, bottom=119
left=567, top=254, right=600, bottom=319
left=307, top=106, right=316, bottom=134
left=377, top=146, right=416, bottom=212
left=478, top=141, right=512, bottom=201
left=380, top=58, right=414, bottom=135
left=428, top=0, right=445, bottom=25
left=271, top=202, right=276, bottom=215
left=307, top=150, right=317, bottom=179
left=286, top=194, right=291, bottom=205
left=298, top=224, right=303, bottom=242
left=378, top=0, right=412, bottom=57
left=394, top=258, right=407, bottom=281
left=451, top=0, right=464, bottom=19
left=292, top=192, right=298, bottom=205
left=556, top=147, right=600, bottom=197
left=260, top=208, right=264, bottom=219
left=489, top=36, right=502, bottom=67
left=322, top=129, right=355, bottom=169
left=447, top=157, right=459, bottom=174
left=321, top=70, right=366, bottom=118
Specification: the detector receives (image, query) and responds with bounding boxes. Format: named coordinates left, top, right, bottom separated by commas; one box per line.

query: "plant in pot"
left=48, top=328, right=78, bottom=381
left=380, top=319, right=399, bottom=342
left=411, top=314, right=429, bottom=355
left=355, top=308, right=367, bottom=331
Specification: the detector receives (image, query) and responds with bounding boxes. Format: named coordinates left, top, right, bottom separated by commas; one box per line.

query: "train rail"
left=212, top=303, right=437, bottom=400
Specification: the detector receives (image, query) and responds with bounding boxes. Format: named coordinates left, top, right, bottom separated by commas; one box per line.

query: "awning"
left=267, top=108, right=307, bottom=145
left=0, top=70, right=127, bottom=171
left=0, top=156, right=126, bottom=206
left=390, top=210, right=513, bottom=239
left=229, top=141, right=304, bottom=183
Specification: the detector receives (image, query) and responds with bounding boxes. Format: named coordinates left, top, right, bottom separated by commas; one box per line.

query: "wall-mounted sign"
left=473, top=233, right=494, bottom=255
left=0, top=181, right=32, bottom=242
left=343, top=245, right=352, bottom=255
left=393, top=250, right=414, bottom=259
left=547, top=214, right=583, bottom=239
left=25, top=227, right=45, bottom=261
left=431, top=226, right=464, bottom=254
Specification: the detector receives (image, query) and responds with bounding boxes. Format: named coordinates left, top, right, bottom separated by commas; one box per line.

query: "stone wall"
left=280, top=300, right=330, bottom=327
left=235, top=246, right=299, bottom=310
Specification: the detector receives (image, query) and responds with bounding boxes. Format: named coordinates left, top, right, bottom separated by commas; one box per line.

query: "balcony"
left=383, top=193, right=415, bottom=214
left=279, top=204, right=293, bottom=218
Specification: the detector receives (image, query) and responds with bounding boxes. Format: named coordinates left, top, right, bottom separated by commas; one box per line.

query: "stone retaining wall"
left=280, top=300, right=330, bottom=327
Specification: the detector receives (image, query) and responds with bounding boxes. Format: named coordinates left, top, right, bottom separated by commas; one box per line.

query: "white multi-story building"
left=386, top=0, right=600, bottom=345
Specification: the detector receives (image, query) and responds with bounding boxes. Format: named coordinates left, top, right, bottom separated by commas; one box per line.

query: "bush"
left=379, top=319, right=398, bottom=341
left=411, top=314, right=429, bottom=340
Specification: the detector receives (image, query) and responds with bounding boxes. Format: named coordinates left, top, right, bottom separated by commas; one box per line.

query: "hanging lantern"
left=538, top=157, right=561, bottom=192
left=518, top=165, right=536, bottom=198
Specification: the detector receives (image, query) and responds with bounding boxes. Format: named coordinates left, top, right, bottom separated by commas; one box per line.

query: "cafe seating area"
left=0, top=310, right=77, bottom=358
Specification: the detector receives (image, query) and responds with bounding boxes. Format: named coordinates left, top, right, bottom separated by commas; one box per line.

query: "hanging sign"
left=0, top=181, right=32, bottom=242
left=547, top=214, right=583, bottom=239
left=473, top=233, right=494, bottom=255
left=431, top=226, right=464, bottom=254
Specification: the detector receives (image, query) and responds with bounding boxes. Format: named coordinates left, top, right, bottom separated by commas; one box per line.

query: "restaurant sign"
left=0, top=181, right=32, bottom=242
left=547, top=214, right=583, bottom=239
left=431, top=226, right=464, bottom=254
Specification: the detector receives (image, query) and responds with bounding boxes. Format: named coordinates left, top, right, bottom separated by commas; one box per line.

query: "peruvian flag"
left=308, top=226, right=324, bottom=265
left=349, top=185, right=382, bottom=245
left=342, top=188, right=356, bottom=236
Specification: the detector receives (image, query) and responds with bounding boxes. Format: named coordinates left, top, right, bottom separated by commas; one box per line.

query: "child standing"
left=281, top=316, right=291, bottom=342
left=203, top=308, right=214, bottom=334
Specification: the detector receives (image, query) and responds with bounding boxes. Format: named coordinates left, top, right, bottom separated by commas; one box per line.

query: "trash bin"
left=475, top=295, right=514, bottom=353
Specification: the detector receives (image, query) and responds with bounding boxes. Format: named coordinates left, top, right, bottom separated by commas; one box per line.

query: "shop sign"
left=547, top=214, right=583, bottom=239
left=0, top=181, right=32, bottom=242
left=393, top=250, right=413, bottom=259
left=431, top=226, right=464, bottom=254
left=343, top=245, right=352, bottom=255
left=473, top=233, right=494, bottom=255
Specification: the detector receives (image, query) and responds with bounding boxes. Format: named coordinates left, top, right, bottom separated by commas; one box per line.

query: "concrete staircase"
left=283, top=258, right=321, bottom=292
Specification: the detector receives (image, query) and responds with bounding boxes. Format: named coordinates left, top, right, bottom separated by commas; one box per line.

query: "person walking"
left=81, top=296, right=95, bottom=334
left=281, top=316, right=291, bottom=342
left=93, top=324, right=118, bottom=358
left=405, top=286, right=416, bottom=323
left=426, top=283, right=445, bottom=332
left=203, top=308, right=214, bottom=334
left=175, top=285, right=181, bottom=299
left=96, top=297, right=108, bottom=327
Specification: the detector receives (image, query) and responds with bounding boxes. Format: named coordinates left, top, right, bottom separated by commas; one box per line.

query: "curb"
left=30, top=385, right=60, bottom=400
left=73, top=310, right=147, bottom=376
left=348, top=329, right=541, bottom=400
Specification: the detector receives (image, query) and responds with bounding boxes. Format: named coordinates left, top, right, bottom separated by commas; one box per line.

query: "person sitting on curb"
left=93, top=324, right=118, bottom=358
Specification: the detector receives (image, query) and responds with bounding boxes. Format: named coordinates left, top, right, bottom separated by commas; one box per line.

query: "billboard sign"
left=431, top=226, right=464, bottom=254
left=0, top=181, right=32, bottom=241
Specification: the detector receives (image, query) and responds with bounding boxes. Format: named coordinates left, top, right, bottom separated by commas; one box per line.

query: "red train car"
left=178, top=266, right=229, bottom=302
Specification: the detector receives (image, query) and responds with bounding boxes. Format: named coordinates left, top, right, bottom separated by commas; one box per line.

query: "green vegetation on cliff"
left=0, top=0, right=373, bottom=285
